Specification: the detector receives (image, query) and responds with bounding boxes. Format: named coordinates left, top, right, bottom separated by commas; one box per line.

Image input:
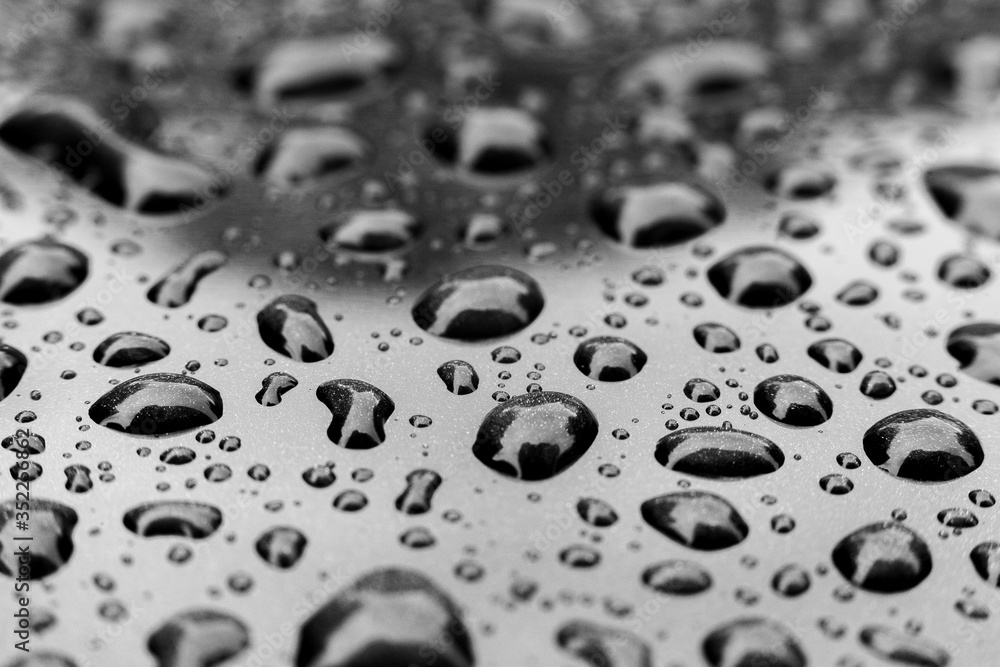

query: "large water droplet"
left=316, top=379, right=395, bottom=449
left=860, top=370, right=897, bottom=399
left=859, top=625, right=950, bottom=667
left=573, top=336, right=647, bottom=381
left=641, top=491, right=749, bottom=550
left=862, top=409, right=984, bottom=482
left=123, top=501, right=222, bottom=539
left=472, top=391, right=598, bottom=480
left=807, top=338, right=863, bottom=373
left=0, top=239, right=88, bottom=305
left=89, top=373, right=223, bottom=435
left=924, top=164, right=1000, bottom=239
left=437, top=360, right=479, bottom=395
left=832, top=521, right=932, bottom=593
left=970, top=541, right=1000, bottom=587
left=702, top=617, right=807, bottom=667
left=590, top=181, right=725, bottom=248
left=654, top=426, right=784, bottom=479
left=693, top=322, right=741, bottom=352
left=93, top=331, right=170, bottom=368
left=642, top=560, right=712, bottom=595
left=320, top=209, right=421, bottom=253
left=939, top=254, right=990, bottom=288
left=147, top=609, right=249, bottom=667
left=257, top=295, right=334, bottom=362
left=295, top=568, right=474, bottom=667
left=0, top=343, right=27, bottom=402
left=412, top=266, right=544, bottom=341
left=556, top=619, right=653, bottom=667
left=707, top=246, right=812, bottom=308
left=753, top=374, right=833, bottom=426
left=0, top=499, right=77, bottom=579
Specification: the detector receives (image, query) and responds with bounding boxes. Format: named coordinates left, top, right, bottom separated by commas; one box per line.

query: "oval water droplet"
left=753, top=374, right=832, bottom=426
left=576, top=497, right=618, bottom=528
left=970, top=541, right=1000, bottom=587
left=123, top=501, right=222, bottom=539
left=0, top=343, right=27, bottom=402
left=590, top=181, right=725, bottom=248
left=89, top=373, right=223, bottom=435
left=556, top=619, right=652, bottom=667
left=654, top=426, right=784, bottom=479
left=147, top=250, right=227, bottom=308
left=256, top=127, right=369, bottom=187
left=946, top=323, right=1000, bottom=385
left=859, top=625, right=950, bottom=667
left=707, top=246, right=812, bottom=308
left=573, top=336, right=647, bottom=381
left=148, top=609, right=249, bottom=667
left=832, top=521, right=932, bottom=592
left=836, top=280, right=879, bottom=306
left=0, top=499, right=77, bottom=579
left=702, top=617, right=807, bottom=667
left=860, top=370, right=897, bottom=399
left=939, top=254, right=990, bottom=288
left=255, top=526, right=307, bottom=569
left=862, top=409, right=984, bottom=482
left=693, top=322, right=741, bottom=353
left=257, top=295, right=334, bottom=363
left=0, top=239, right=88, bottom=305
left=641, top=491, right=749, bottom=550
left=642, top=560, right=712, bottom=595
left=472, top=391, right=598, bottom=481
left=412, top=265, right=544, bottom=341
left=93, top=331, right=170, bottom=368
left=807, top=338, right=863, bottom=373
left=437, top=360, right=480, bottom=395
left=924, top=164, right=1000, bottom=239
left=320, top=209, right=421, bottom=253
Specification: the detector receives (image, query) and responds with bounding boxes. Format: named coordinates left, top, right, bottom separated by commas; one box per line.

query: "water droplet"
left=924, top=164, right=1000, bottom=239
left=590, top=181, right=725, bottom=247
left=836, top=280, right=879, bottom=306
left=832, top=521, right=932, bottom=592
left=772, top=564, right=811, bottom=597
left=148, top=610, right=249, bottom=667
left=123, top=501, right=222, bottom=538
left=89, top=373, right=224, bottom=435
left=395, top=469, right=442, bottom=515
left=860, top=370, right=897, bottom=399
left=946, top=323, right=1000, bottom=385
left=807, top=338, right=862, bottom=373
left=556, top=619, right=652, bottom=666
left=693, top=322, right=741, bottom=352
left=576, top=497, right=618, bottom=527
left=257, top=295, right=334, bottom=362
left=970, top=541, right=1000, bottom=587
left=753, top=374, right=832, bottom=426
left=863, top=409, right=984, bottom=481
left=437, top=360, right=480, bottom=395
left=255, top=526, right=307, bottom=569
left=0, top=499, right=77, bottom=579
left=0, top=239, right=88, bottom=305
left=641, top=491, right=749, bottom=550
left=147, top=250, right=226, bottom=308
left=654, top=426, right=784, bottom=479
left=707, top=246, right=812, bottom=308
left=702, top=617, right=807, bottom=667
left=320, top=209, right=421, bottom=253
left=859, top=625, right=950, bottom=667
left=255, top=371, right=299, bottom=406
left=316, top=379, right=395, bottom=449
left=939, top=254, right=990, bottom=288
left=573, top=336, right=647, bottom=381
left=0, top=344, right=27, bottom=402
left=93, top=332, right=170, bottom=368
left=642, top=560, right=712, bottom=595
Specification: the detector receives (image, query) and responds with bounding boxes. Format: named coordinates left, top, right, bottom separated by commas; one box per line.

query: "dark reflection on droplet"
left=0, top=499, right=77, bottom=579
left=426, top=107, right=550, bottom=180
left=765, top=162, right=836, bottom=199
left=924, top=164, right=1000, bottom=239
left=123, top=501, right=222, bottom=539
left=970, top=542, right=1000, bottom=587
left=642, top=560, right=712, bottom=595
left=576, top=497, right=618, bottom=528
left=472, top=391, right=598, bottom=481
left=693, top=322, right=740, bottom=352
left=256, top=127, right=368, bottom=187
left=703, top=617, right=807, bottom=667
left=937, top=507, right=978, bottom=528
left=641, top=491, right=748, bottom=550
left=707, top=246, right=812, bottom=308
left=64, top=464, right=93, bottom=493
left=753, top=374, right=832, bottom=426
left=256, top=371, right=299, bottom=406
left=862, top=409, right=984, bottom=482
left=655, top=427, right=784, bottom=479
left=832, top=521, right=932, bottom=593
left=778, top=212, right=820, bottom=239
left=89, top=373, right=223, bottom=435
left=295, top=568, right=474, bottom=667
left=590, top=181, right=725, bottom=248
left=255, top=526, right=307, bottom=569
left=573, top=336, right=647, bottom=381
left=836, top=280, right=879, bottom=306
left=93, top=332, right=170, bottom=368
left=808, top=338, right=862, bottom=373
left=437, top=360, right=479, bottom=395
left=772, top=564, right=811, bottom=597
left=0, top=239, right=88, bottom=305
left=320, top=209, right=422, bottom=253
left=147, top=609, right=249, bottom=667
left=412, top=265, right=544, bottom=341
left=395, top=469, right=442, bottom=515
left=316, top=379, right=395, bottom=449
left=859, top=625, right=950, bottom=667
left=257, top=295, right=334, bottom=362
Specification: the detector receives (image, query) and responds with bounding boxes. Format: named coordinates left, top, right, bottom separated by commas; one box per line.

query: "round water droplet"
left=753, top=374, right=832, bottom=426
left=832, top=521, right=932, bottom=593
left=860, top=370, right=896, bottom=399
left=939, top=254, right=990, bottom=288
left=859, top=625, right=950, bottom=667
left=572, top=336, right=647, bottom=381
left=707, top=246, right=812, bottom=308
left=702, top=617, right=807, bottom=667
left=807, top=338, right=862, bottom=373
left=693, top=322, right=741, bottom=352
left=642, top=560, right=712, bottom=595
left=590, top=181, right=725, bottom=248
left=970, top=541, right=1000, bottom=587
left=641, top=491, right=749, bottom=550
left=862, top=409, right=984, bottom=482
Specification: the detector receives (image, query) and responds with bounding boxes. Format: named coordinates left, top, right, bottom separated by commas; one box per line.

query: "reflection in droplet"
left=832, top=521, right=932, bottom=593
left=862, top=409, right=984, bottom=482
left=641, top=491, right=749, bottom=550
left=707, top=246, right=812, bottom=308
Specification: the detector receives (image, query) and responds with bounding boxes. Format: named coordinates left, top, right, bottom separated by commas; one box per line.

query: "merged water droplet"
left=92, top=331, right=170, bottom=368
left=642, top=560, right=712, bottom=595
left=89, top=373, right=224, bottom=435
left=257, top=295, right=334, bottom=362
left=147, top=609, right=249, bottom=667
left=807, top=338, right=863, bottom=373
left=412, top=265, right=544, bottom=341
left=320, top=209, right=422, bottom=253
left=437, top=360, right=480, bottom=395
left=295, top=568, right=474, bottom=667
left=315, top=379, right=395, bottom=449
left=590, top=181, right=725, bottom=248
left=946, top=323, right=1000, bottom=385
left=753, top=374, right=832, bottom=426
left=641, top=491, right=749, bottom=550
left=573, top=336, right=647, bottom=381
left=859, top=625, right=950, bottom=667
left=862, top=409, right=984, bottom=482
left=832, top=521, right=932, bottom=593
left=255, top=526, right=307, bottom=569
left=556, top=619, right=653, bottom=667
left=0, top=499, right=77, bottom=579
left=255, top=371, right=299, bottom=406
left=702, top=617, right=807, bottom=667
left=471, top=391, right=598, bottom=481
left=0, top=343, right=27, bottom=402
left=707, top=246, right=812, bottom=308
left=654, top=426, right=784, bottom=479
left=395, top=469, right=442, bottom=515
left=0, top=238, right=88, bottom=305
left=123, top=501, right=223, bottom=538
left=147, top=250, right=227, bottom=308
